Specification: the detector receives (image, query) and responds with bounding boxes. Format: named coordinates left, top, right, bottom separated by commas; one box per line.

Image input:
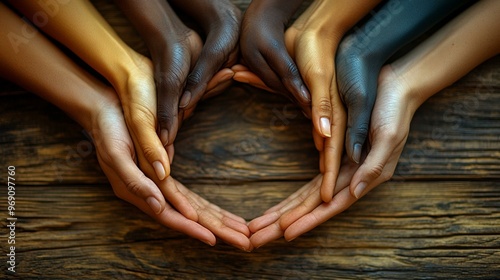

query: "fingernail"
left=152, top=161, right=166, bottom=181
left=320, top=117, right=331, bottom=138
left=300, top=85, right=311, bottom=102
left=146, top=197, right=162, bottom=214
left=242, top=247, right=252, bottom=252
left=160, top=129, right=169, bottom=146
left=202, top=240, right=215, bottom=246
left=286, top=236, right=297, bottom=242
left=354, top=182, right=367, bottom=199
left=353, top=143, right=362, bottom=164
left=179, top=91, right=191, bottom=109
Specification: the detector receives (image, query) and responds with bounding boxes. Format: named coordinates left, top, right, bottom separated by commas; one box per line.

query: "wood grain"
left=0, top=181, right=498, bottom=279
left=0, top=1, right=498, bottom=279
left=1, top=58, right=499, bottom=185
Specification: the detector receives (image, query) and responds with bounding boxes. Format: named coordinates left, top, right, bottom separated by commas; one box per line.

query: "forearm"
left=350, top=0, right=474, bottom=64
left=8, top=0, right=138, bottom=89
left=0, top=3, right=112, bottom=131
left=113, top=0, right=181, bottom=56
left=246, top=0, right=304, bottom=25
left=294, top=0, right=381, bottom=40
left=169, top=0, right=240, bottom=31
left=393, top=0, right=500, bottom=109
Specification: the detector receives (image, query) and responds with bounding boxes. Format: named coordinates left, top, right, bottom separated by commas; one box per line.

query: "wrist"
left=71, top=87, right=118, bottom=132
left=108, top=50, right=150, bottom=94
left=247, top=0, right=303, bottom=23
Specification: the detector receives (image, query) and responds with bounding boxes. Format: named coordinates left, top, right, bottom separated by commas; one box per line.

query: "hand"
left=0, top=5, right=252, bottom=250
left=237, top=0, right=311, bottom=112
left=91, top=97, right=253, bottom=251
left=235, top=0, right=381, bottom=202
left=248, top=65, right=414, bottom=248
left=9, top=0, right=171, bottom=183
left=335, top=0, right=473, bottom=164
left=168, top=0, right=241, bottom=110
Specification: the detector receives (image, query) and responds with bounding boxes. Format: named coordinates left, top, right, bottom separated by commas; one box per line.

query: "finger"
left=206, top=68, right=234, bottom=92
left=236, top=51, right=285, bottom=93
left=263, top=175, right=322, bottom=215
left=233, top=67, right=312, bottom=116
left=156, top=204, right=217, bottom=246
left=200, top=198, right=249, bottom=229
left=160, top=176, right=199, bottom=221
left=248, top=211, right=280, bottom=233
left=313, top=129, right=325, bottom=152
left=349, top=134, right=404, bottom=199
left=261, top=40, right=312, bottom=107
left=182, top=105, right=196, bottom=120
left=221, top=216, right=251, bottom=238
left=250, top=223, right=284, bottom=249
left=200, top=68, right=234, bottom=100
left=336, top=48, right=378, bottom=164
left=251, top=176, right=322, bottom=232
left=319, top=151, right=325, bottom=174
left=284, top=187, right=357, bottom=242
left=125, top=106, right=171, bottom=181
left=203, top=79, right=233, bottom=100
left=301, top=52, right=334, bottom=139
left=278, top=184, right=322, bottom=230
left=217, top=207, right=247, bottom=224
left=197, top=208, right=253, bottom=251
left=233, top=71, right=276, bottom=93
left=156, top=69, right=184, bottom=147
left=101, top=162, right=216, bottom=246
left=320, top=82, right=347, bottom=202
left=231, top=64, right=250, bottom=72
left=98, top=146, right=167, bottom=215
left=174, top=180, right=250, bottom=237
left=180, top=30, right=238, bottom=111
left=281, top=155, right=357, bottom=232
left=345, top=99, right=373, bottom=164
left=166, top=144, right=175, bottom=165
left=249, top=176, right=321, bottom=233
left=335, top=155, right=360, bottom=192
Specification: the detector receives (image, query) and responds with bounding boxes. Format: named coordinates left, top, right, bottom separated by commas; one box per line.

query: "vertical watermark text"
left=6, top=166, right=17, bottom=273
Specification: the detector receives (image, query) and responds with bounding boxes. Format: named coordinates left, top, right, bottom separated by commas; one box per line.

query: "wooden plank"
left=0, top=0, right=498, bottom=185
left=0, top=181, right=498, bottom=278
left=1, top=56, right=499, bottom=185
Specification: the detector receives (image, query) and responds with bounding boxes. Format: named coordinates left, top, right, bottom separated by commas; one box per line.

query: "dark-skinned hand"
left=237, top=0, right=311, bottom=115
left=335, top=0, right=475, bottom=164
left=115, top=0, right=237, bottom=149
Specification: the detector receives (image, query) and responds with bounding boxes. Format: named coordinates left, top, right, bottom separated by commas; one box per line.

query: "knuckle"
left=352, top=123, right=369, bottom=140
left=309, top=68, right=328, bottom=80
left=367, top=162, right=385, bottom=179
left=380, top=169, right=394, bottom=182
left=383, top=126, right=399, bottom=142
left=140, top=145, right=158, bottom=162
left=124, top=179, right=143, bottom=196
left=128, top=107, right=155, bottom=129
left=156, top=104, right=176, bottom=125
left=155, top=70, right=185, bottom=92
left=285, top=61, right=300, bottom=77
left=340, top=81, right=367, bottom=104
left=262, top=39, right=284, bottom=57
left=186, top=70, right=204, bottom=87
left=314, top=97, right=332, bottom=115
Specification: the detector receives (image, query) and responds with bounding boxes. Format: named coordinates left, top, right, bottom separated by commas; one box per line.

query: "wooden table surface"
left=0, top=1, right=498, bottom=279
